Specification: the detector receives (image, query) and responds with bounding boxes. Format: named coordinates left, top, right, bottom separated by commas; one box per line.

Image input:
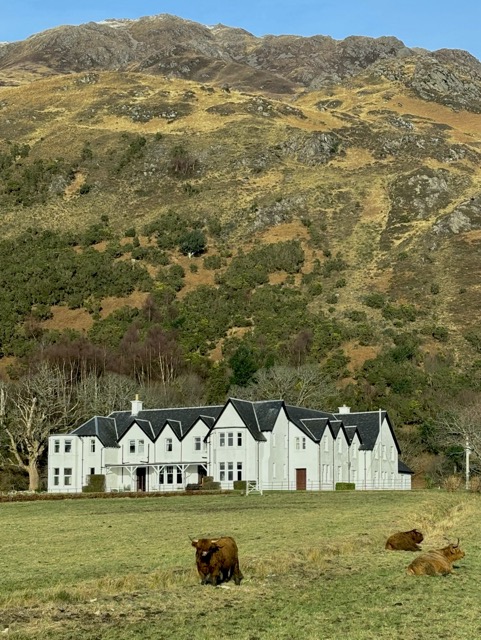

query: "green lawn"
left=0, top=490, right=478, bottom=639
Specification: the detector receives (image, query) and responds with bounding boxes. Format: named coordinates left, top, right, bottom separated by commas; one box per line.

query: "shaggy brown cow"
left=407, top=540, right=465, bottom=576
left=191, top=536, right=243, bottom=586
left=385, top=528, right=424, bottom=551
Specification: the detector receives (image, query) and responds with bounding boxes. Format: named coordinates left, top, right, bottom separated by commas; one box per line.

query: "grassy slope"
left=1, top=70, right=481, bottom=366
left=0, top=491, right=478, bottom=639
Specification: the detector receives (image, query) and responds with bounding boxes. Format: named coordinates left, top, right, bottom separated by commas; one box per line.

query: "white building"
left=47, top=397, right=413, bottom=493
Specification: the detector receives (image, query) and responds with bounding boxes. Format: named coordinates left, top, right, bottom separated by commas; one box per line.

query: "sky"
left=2, top=1, right=481, bottom=60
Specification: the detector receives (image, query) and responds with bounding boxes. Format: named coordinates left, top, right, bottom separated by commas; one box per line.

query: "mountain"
left=0, top=15, right=481, bottom=449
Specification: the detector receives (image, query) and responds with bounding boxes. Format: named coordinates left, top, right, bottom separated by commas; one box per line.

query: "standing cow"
left=191, top=536, right=243, bottom=586
left=407, top=539, right=465, bottom=576
left=385, top=528, right=424, bottom=551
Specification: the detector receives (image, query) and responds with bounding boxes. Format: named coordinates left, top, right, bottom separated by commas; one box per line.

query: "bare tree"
left=0, top=363, right=79, bottom=490
left=230, top=365, right=336, bottom=409
left=436, top=400, right=481, bottom=462
left=75, top=372, right=139, bottom=421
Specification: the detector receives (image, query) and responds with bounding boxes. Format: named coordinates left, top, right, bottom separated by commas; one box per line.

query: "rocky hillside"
left=0, top=15, right=481, bottom=435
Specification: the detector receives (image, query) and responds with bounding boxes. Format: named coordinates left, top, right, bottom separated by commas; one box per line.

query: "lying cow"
left=407, top=539, right=465, bottom=576
left=385, top=528, right=424, bottom=551
left=191, top=536, right=243, bottom=586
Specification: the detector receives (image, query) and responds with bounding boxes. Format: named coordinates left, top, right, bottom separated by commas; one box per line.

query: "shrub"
left=335, top=483, right=355, bottom=491
left=233, top=480, right=247, bottom=491
left=363, top=292, right=386, bottom=309
left=203, top=255, right=222, bottom=270
left=179, top=229, right=207, bottom=256
left=443, top=475, right=462, bottom=492
left=82, top=474, right=106, bottom=493
left=202, top=481, right=221, bottom=490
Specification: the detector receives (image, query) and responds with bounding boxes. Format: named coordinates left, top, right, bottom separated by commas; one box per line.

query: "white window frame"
left=90, top=439, right=96, bottom=453
left=129, top=440, right=136, bottom=454
left=53, top=468, right=60, bottom=486
left=54, top=440, right=60, bottom=454
left=219, top=462, right=225, bottom=481
left=138, top=440, right=145, bottom=455
left=165, top=438, right=173, bottom=452
left=228, top=432, right=234, bottom=447
left=295, top=437, right=300, bottom=450
left=227, top=462, right=234, bottom=481
left=236, top=462, right=243, bottom=481
left=194, top=436, right=202, bottom=451
left=64, top=440, right=72, bottom=453
left=219, top=432, right=225, bottom=447
left=237, top=432, right=243, bottom=447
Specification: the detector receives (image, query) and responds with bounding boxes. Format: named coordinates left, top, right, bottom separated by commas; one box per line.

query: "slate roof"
left=332, top=410, right=401, bottom=453
left=71, top=405, right=224, bottom=446
left=71, top=416, right=119, bottom=448
left=398, top=460, right=414, bottom=474
left=68, top=400, right=401, bottom=457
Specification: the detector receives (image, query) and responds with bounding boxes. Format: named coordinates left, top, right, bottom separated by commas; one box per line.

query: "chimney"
left=131, top=394, right=143, bottom=416
left=338, top=405, right=350, bottom=414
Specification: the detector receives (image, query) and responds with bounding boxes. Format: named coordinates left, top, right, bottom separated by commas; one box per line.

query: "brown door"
left=296, top=468, right=307, bottom=490
left=136, top=467, right=147, bottom=492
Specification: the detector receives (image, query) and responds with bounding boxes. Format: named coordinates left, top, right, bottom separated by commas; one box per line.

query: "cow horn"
left=455, top=537, right=460, bottom=547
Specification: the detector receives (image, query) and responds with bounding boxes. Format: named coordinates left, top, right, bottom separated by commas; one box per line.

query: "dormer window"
left=165, top=438, right=173, bottom=452
left=129, top=440, right=136, bottom=454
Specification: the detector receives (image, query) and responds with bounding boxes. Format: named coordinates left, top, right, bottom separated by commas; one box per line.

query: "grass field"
left=0, top=490, right=479, bottom=639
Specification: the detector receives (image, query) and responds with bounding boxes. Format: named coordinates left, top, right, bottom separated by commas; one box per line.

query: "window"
left=338, top=438, right=342, bottom=453
left=90, top=440, right=96, bottom=453
left=302, top=437, right=306, bottom=450
left=138, top=440, right=145, bottom=455
left=64, top=468, right=72, bottom=486
left=237, top=432, right=243, bottom=446
left=160, top=466, right=174, bottom=484
left=237, top=462, right=243, bottom=481
left=54, top=440, right=60, bottom=453
left=129, top=440, right=136, bottom=454
left=351, top=443, right=357, bottom=458
left=194, top=437, right=202, bottom=451
left=324, top=437, right=329, bottom=453
left=228, top=462, right=234, bottom=481
left=64, top=440, right=72, bottom=453
left=165, top=438, right=173, bottom=452
left=219, top=462, right=225, bottom=481
left=390, top=446, right=395, bottom=462
left=90, top=467, right=95, bottom=475
left=219, top=433, right=225, bottom=447
left=53, top=468, right=60, bottom=486
left=228, top=432, right=234, bottom=447
left=382, top=445, right=386, bottom=460
left=295, top=437, right=300, bottom=450
left=177, top=468, right=183, bottom=484
left=272, top=462, right=277, bottom=478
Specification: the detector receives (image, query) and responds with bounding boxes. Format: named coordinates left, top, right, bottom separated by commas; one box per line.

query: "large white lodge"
left=47, top=397, right=413, bottom=493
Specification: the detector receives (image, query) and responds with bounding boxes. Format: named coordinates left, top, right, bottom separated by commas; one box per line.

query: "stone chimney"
left=338, top=405, right=351, bottom=414
left=131, top=394, right=143, bottom=416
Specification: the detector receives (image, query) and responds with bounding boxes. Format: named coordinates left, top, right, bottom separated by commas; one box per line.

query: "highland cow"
left=407, top=540, right=465, bottom=576
left=385, top=528, right=424, bottom=551
left=191, top=536, right=243, bottom=586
